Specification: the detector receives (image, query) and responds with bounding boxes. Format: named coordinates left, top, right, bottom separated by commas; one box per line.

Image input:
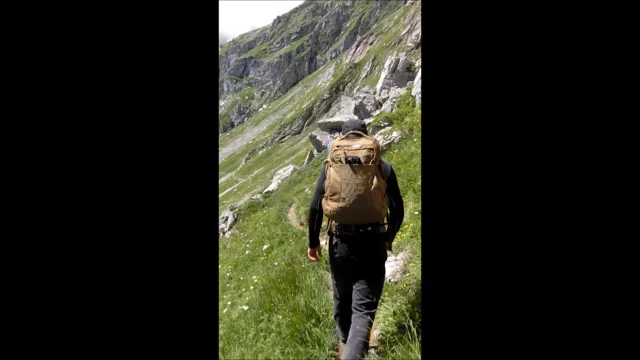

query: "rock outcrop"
left=264, top=165, right=298, bottom=193
left=219, top=204, right=237, bottom=236
left=218, top=1, right=405, bottom=133
left=374, top=127, right=404, bottom=150
left=375, top=54, right=417, bottom=102
left=411, top=69, right=422, bottom=106
left=352, top=86, right=378, bottom=120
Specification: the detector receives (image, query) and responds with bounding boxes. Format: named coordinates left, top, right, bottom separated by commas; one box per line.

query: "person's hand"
left=307, top=246, right=322, bottom=261
left=385, top=241, right=391, bottom=251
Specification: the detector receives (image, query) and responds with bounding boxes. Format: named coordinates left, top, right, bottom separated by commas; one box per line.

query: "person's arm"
left=308, top=163, right=327, bottom=249
left=385, top=163, right=404, bottom=251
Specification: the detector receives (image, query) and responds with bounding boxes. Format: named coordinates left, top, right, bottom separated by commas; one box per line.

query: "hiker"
left=307, top=119, right=404, bottom=360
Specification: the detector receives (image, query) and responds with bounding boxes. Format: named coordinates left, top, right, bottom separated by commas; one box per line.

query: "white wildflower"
left=253, top=276, right=256, bottom=279
left=246, top=250, right=250, bottom=254
left=274, top=262, right=278, bottom=266
left=414, top=211, right=419, bottom=214
left=263, top=244, right=269, bottom=251
left=227, top=301, right=231, bottom=305
left=223, top=308, right=228, bottom=313
left=240, top=306, right=249, bottom=311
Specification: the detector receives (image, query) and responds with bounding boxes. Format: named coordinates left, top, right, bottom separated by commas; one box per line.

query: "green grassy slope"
left=219, top=2, right=422, bottom=359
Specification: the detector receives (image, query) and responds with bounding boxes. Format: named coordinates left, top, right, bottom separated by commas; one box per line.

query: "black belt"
left=333, top=222, right=384, bottom=235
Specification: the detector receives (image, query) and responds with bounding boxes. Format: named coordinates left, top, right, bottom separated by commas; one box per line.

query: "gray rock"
left=324, top=96, right=357, bottom=118
left=317, top=115, right=358, bottom=132
left=385, top=251, right=411, bottom=282
left=309, top=129, right=332, bottom=152
left=374, top=127, right=404, bottom=150
left=411, top=69, right=422, bottom=106
left=302, top=149, right=315, bottom=166
left=219, top=206, right=237, bottom=236
left=375, top=56, right=400, bottom=98
left=264, top=165, right=298, bottom=193
left=388, top=87, right=407, bottom=102
left=379, top=100, right=394, bottom=114
left=375, top=53, right=417, bottom=100
left=352, top=86, right=377, bottom=120
left=250, top=194, right=263, bottom=201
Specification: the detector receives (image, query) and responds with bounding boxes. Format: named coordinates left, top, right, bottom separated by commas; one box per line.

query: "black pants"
left=329, top=231, right=387, bottom=360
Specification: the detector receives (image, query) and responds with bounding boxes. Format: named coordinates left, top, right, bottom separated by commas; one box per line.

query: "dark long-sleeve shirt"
left=308, top=161, right=404, bottom=249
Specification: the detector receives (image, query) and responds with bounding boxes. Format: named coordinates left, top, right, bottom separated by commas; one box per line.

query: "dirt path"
left=286, top=204, right=380, bottom=356
left=287, top=205, right=306, bottom=230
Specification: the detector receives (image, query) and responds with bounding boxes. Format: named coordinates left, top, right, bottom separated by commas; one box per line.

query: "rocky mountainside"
left=219, top=0, right=421, bottom=208
left=218, top=0, right=420, bottom=134
left=218, top=2, right=423, bottom=358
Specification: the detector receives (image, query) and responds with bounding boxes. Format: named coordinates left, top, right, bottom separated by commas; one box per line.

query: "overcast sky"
left=219, top=0, right=305, bottom=45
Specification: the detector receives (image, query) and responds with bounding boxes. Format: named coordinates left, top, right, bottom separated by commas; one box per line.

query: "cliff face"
left=218, top=0, right=407, bottom=133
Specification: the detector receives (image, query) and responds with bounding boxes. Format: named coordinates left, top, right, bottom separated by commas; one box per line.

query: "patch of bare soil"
left=286, top=205, right=306, bottom=230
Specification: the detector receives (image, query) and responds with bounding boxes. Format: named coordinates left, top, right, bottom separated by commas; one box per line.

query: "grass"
left=219, top=84, right=422, bottom=360
left=219, top=2, right=423, bottom=358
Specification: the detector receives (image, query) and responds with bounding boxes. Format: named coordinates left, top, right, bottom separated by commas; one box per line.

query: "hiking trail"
left=285, top=204, right=381, bottom=358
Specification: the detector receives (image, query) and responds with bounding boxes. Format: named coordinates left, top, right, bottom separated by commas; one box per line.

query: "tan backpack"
left=321, top=131, right=389, bottom=225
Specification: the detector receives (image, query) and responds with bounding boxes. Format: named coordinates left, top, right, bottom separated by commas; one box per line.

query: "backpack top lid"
left=328, top=131, right=381, bottom=165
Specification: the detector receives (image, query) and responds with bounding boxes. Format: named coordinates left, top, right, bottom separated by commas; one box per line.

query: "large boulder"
left=411, top=69, right=422, bottom=106
left=264, top=165, right=298, bottom=193
left=374, top=127, right=404, bottom=150
left=352, top=86, right=378, bottom=120
left=317, top=114, right=359, bottom=132
left=318, top=115, right=358, bottom=132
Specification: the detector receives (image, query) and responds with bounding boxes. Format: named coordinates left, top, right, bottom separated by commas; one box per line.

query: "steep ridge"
left=218, top=0, right=405, bottom=133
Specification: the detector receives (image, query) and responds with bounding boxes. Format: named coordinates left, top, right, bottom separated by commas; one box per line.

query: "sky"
left=219, top=0, right=305, bottom=45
